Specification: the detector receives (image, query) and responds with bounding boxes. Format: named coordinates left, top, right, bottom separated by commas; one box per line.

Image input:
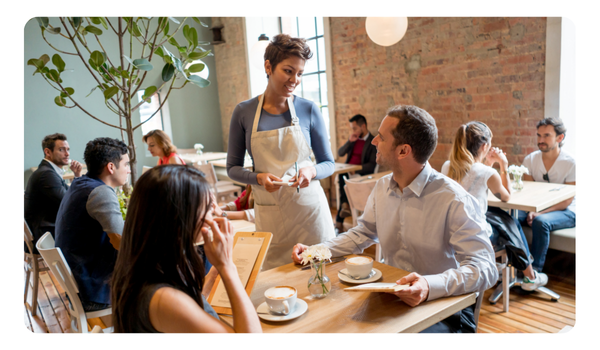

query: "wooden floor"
left=24, top=210, right=575, bottom=333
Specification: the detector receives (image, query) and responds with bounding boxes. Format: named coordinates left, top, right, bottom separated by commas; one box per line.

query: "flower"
left=508, top=164, right=529, bottom=176
left=194, top=143, right=204, bottom=150
left=300, top=245, right=332, bottom=265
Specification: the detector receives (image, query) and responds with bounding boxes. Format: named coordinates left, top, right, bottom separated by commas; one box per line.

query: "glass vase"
left=512, top=174, right=524, bottom=191
left=307, top=260, right=331, bottom=299
left=196, top=149, right=203, bottom=156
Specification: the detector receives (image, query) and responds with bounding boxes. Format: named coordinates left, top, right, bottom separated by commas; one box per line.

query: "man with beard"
left=25, top=133, right=83, bottom=251
left=519, top=118, right=575, bottom=286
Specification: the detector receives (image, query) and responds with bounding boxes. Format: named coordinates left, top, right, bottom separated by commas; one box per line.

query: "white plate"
left=257, top=299, right=308, bottom=322
left=338, top=268, right=382, bottom=284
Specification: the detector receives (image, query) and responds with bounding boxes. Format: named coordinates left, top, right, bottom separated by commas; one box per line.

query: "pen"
left=295, top=162, right=299, bottom=193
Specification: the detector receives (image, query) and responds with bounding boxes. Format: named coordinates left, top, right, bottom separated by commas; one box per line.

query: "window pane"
left=317, top=37, right=326, bottom=71
left=138, top=90, right=163, bottom=135
left=316, top=17, right=324, bottom=36
left=280, top=17, right=298, bottom=37
left=321, top=106, right=330, bottom=140
left=304, top=39, right=318, bottom=74
left=319, top=73, right=328, bottom=106
left=300, top=74, right=320, bottom=106
left=297, top=17, right=316, bottom=39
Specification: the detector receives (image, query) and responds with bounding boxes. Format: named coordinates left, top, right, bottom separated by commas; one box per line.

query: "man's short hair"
left=84, top=137, right=129, bottom=178
left=42, top=133, right=67, bottom=154
left=386, top=105, right=438, bottom=164
left=537, top=118, right=567, bottom=147
left=349, top=114, right=367, bottom=127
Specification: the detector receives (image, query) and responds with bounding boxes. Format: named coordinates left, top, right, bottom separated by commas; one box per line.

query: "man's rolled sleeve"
left=86, top=185, right=124, bottom=235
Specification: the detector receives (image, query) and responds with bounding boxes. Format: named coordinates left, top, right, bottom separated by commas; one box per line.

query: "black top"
left=24, top=160, right=68, bottom=253
left=124, top=283, right=220, bottom=333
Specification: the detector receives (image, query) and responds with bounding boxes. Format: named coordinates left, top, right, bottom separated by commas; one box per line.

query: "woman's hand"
left=486, top=147, right=508, bottom=168
left=291, top=166, right=316, bottom=189
left=200, top=217, right=235, bottom=270
left=257, top=173, right=283, bottom=193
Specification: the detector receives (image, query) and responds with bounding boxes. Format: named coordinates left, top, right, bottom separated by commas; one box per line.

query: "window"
left=137, top=90, right=164, bottom=136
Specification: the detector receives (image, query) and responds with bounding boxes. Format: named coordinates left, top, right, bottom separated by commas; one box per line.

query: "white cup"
left=345, top=256, right=374, bottom=279
left=264, top=286, right=297, bottom=316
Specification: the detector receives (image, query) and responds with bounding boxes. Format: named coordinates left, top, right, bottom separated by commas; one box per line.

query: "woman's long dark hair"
left=111, top=165, right=213, bottom=332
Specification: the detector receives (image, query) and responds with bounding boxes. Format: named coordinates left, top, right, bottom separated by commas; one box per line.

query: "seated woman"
left=441, top=121, right=548, bottom=291
left=212, top=185, right=255, bottom=223
left=143, top=129, right=185, bottom=165
left=111, top=165, right=261, bottom=333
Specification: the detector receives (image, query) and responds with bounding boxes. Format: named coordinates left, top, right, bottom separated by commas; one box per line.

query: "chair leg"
left=24, top=257, right=31, bottom=304
left=31, top=258, right=39, bottom=316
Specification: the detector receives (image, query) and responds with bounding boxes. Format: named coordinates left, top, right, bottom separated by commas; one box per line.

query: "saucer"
left=338, top=268, right=382, bottom=284
left=257, top=299, right=308, bottom=322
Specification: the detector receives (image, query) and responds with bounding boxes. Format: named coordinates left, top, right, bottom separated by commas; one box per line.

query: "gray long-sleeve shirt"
left=226, top=95, right=334, bottom=184
left=320, top=163, right=498, bottom=301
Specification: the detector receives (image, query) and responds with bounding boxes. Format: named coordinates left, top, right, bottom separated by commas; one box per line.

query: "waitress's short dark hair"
left=264, top=34, right=312, bottom=78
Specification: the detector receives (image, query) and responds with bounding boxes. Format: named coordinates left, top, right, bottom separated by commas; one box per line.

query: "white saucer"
left=257, top=299, right=308, bottom=322
left=338, top=268, right=382, bottom=284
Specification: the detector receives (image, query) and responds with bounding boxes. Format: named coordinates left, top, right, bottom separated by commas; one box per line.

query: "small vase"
left=196, top=149, right=203, bottom=156
left=512, top=174, right=524, bottom=191
left=307, top=260, right=331, bottom=299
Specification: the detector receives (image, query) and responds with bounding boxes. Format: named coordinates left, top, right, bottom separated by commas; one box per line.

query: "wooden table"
left=487, top=181, right=576, bottom=214
left=210, top=158, right=253, bottom=170
left=330, top=163, right=363, bottom=209
left=231, top=219, right=256, bottom=233
left=220, top=257, right=476, bottom=333
left=180, top=152, right=228, bottom=164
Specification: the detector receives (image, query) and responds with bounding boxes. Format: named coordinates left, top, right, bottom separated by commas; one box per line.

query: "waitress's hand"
left=257, top=173, right=283, bottom=193
left=291, top=166, right=316, bottom=189
left=200, top=216, right=235, bottom=271
left=291, top=243, right=309, bottom=265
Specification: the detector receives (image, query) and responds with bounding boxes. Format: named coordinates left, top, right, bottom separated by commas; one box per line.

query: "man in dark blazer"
left=25, top=133, right=82, bottom=252
left=335, top=114, right=377, bottom=232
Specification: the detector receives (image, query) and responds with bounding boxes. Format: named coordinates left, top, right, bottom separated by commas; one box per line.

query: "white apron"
left=251, top=95, right=335, bottom=270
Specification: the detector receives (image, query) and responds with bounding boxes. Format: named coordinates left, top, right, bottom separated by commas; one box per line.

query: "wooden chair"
left=343, top=176, right=383, bottom=262
left=193, top=162, right=242, bottom=202
left=24, top=220, right=49, bottom=316
left=36, top=232, right=113, bottom=333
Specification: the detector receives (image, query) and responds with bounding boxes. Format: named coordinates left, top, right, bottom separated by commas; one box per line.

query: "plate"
left=257, top=299, right=308, bottom=322
left=338, top=268, right=382, bottom=284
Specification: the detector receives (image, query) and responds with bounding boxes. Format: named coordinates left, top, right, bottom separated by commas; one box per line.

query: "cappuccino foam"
left=346, top=256, right=373, bottom=265
left=265, top=286, right=296, bottom=299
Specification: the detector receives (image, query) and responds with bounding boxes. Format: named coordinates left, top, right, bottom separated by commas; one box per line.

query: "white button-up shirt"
left=322, top=163, right=498, bottom=301
left=43, top=158, right=65, bottom=177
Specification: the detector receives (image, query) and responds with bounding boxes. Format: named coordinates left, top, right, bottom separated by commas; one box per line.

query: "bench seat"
left=522, top=226, right=576, bottom=254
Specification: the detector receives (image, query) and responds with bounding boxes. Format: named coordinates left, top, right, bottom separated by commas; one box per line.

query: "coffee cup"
left=264, top=286, right=297, bottom=315
left=345, top=256, right=374, bottom=279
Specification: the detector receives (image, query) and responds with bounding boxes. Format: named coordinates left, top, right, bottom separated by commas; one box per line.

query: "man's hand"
left=349, top=133, right=359, bottom=142
left=291, top=243, right=309, bottom=264
left=70, top=160, right=83, bottom=177
left=527, top=211, right=541, bottom=226
left=390, top=272, right=430, bottom=307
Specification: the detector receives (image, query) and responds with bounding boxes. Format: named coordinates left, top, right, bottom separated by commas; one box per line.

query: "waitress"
left=226, top=34, right=335, bottom=270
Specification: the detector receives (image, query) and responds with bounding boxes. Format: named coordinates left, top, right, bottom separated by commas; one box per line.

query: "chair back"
left=193, top=162, right=219, bottom=193
left=24, top=220, right=35, bottom=255
left=177, top=148, right=196, bottom=155
left=36, top=232, right=84, bottom=318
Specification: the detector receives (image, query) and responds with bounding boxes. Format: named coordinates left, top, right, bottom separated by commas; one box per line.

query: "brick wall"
left=212, top=17, right=250, bottom=151
left=329, top=17, right=546, bottom=171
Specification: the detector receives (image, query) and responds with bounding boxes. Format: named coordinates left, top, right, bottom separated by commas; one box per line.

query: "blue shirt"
left=226, top=95, right=334, bottom=184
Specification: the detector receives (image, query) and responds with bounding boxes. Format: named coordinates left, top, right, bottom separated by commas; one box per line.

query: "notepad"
left=344, top=283, right=410, bottom=293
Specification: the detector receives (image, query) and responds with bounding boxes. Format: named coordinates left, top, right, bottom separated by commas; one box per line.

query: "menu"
left=210, top=236, right=264, bottom=308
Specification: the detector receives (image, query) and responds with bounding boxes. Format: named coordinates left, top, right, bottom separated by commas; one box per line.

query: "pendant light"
left=250, top=34, right=270, bottom=71
left=365, top=17, right=408, bottom=47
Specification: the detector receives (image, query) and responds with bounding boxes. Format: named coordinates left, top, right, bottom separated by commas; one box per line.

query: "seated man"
left=292, top=105, right=498, bottom=333
left=519, top=118, right=575, bottom=280
left=55, top=137, right=130, bottom=311
left=335, top=114, right=377, bottom=232
left=25, top=133, right=83, bottom=252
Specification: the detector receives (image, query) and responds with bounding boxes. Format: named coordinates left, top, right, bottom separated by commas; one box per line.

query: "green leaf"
left=85, top=25, right=103, bottom=35
left=123, top=55, right=135, bottom=67
left=189, top=27, right=198, bottom=50
left=72, top=17, right=82, bottom=29
left=60, top=87, right=75, bottom=98
left=52, top=54, right=65, bottom=73
left=103, top=86, right=119, bottom=101
left=27, top=54, right=50, bottom=74
left=164, top=22, right=169, bottom=35
left=187, top=75, right=210, bottom=88
left=168, top=17, right=180, bottom=24
left=178, top=46, right=187, bottom=54
left=121, top=70, right=130, bottom=79
left=86, top=85, right=100, bottom=97
left=154, top=47, right=164, bottom=58
left=89, top=51, right=106, bottom=69
left=192, top=17, right=208, bottom=27
left=47, top=69, right=60, bottom=82
left=36, top=17, right=49, bottom=28
left=168, top=37, right=180, bottom=47
left=189, top=50, right=210, bottom=60
left=158, top=17, right=168, bottom=32
left=131, top=22, right=142, bottom=37
left=54, top=96, right=66, bottom=107
left=90, top=17, right=101, bottom=24
left=182, top=24, right=190, bottom=42
left=132, top=59, right=153, bottom=71
left=161, top=63, right=175, bottom=81
left=142, top=86, right=157, bottom=102
left=46, top=27, right=61, bottom=35
left=172, top=57, right=185, bottom=76
left=188, top=63, right=205, bottom=73
left=99, top=17, right=108, bottom=30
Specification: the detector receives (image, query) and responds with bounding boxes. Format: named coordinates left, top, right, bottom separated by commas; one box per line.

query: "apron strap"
left=251, top=95, right=299, bottom=135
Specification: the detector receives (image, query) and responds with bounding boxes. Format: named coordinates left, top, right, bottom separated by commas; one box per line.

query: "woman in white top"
left=442, top=121, right=547, bottom=291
